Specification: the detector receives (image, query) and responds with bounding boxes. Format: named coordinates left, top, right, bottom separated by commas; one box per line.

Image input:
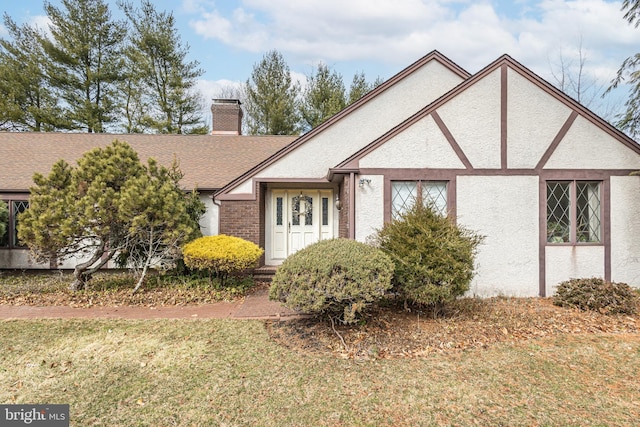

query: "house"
left=2, top=51, right=640, bottom=297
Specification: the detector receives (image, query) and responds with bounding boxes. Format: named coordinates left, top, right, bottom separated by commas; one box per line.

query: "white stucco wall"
left=546, top=116, right=640, bottom=169
left=545, top=246, right=605, bottom=295
left=230, top=60, right=465, bottom=194
left=507, top=69, right=572, bottom=169
left=457, top=175, right=540, bottom=296
left=437, top=69, right=502, bottom=169
left=610, top=175, right=640, bottom=287
left=199, top=194, right=218, bottom=236
left=355, top=175, right=385, bottom=242
left=359, top=115, right=465, bottom=169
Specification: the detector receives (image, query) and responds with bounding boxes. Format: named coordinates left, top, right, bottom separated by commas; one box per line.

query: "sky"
left=2, top=0, right=640, bottom=121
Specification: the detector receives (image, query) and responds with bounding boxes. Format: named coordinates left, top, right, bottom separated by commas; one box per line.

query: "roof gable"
left=215, top=50, right=471, bottom=197
left=338, top=54, right=640, bottom=171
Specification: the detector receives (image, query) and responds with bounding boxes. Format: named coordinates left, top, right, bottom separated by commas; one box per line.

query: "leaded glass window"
left=547, top=182, right=571, bottom=243
left=392, top=181, right=448, bottom=220
left=12, top=201, right=29, bottom=248
left=546, top=181, right=601, bottom=244
left=576, top=182, right=601, bottom=243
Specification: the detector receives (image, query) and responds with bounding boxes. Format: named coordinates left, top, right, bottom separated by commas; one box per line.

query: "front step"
left=253, top=265, right=278, bottom=282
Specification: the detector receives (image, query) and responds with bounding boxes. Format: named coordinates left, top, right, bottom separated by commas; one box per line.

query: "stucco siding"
left=507, top=69, right=572, bottom=169
left=545, top=116, right=640, bottom=169
left=545, top=246, right=605, bottom=295
left=198, top=193, right=218, bottom=236
left=437, top=69, right=502, bottom=169
left=457, top=175, right=539, bottom=296
left=359, top=116, right=465, bottom=169
left=611, top=175, right=640, bottom=287
left=229, top=60, right=465, bottom=194
left=355, top=175, right=385, bottom=242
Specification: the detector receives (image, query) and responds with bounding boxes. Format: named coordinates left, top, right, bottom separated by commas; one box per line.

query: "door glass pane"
left=276, top=197, right=283, bottom=226
left=422, top=181, right=447, bottom=216
left=292, top=195, right=313, bottom=226
left=392, top=181, right=417, bottom=220
left=322, top=197, right=329, bottom=226
left=576, top=182, right=601, bottom=242
left=547, top=182, right=571, bottom=243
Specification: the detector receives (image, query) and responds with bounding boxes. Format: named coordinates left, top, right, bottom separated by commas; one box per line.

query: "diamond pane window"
left=547, top=182, right=571, bottom=243
left=392, top=181, right=448, bottom=220
left=0, top=200, right=8, bottom=247
left=392, top=181, right=417, bottom=220
left=12, top=201, right=29, bottom=248
left=546, top=181, right=601, bottom=244
left=576, top=182, right=601, bottom=242
left=422, top=182, right=448, bottom=216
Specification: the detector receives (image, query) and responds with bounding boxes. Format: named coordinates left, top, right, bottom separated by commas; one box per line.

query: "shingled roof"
left=0, top=132, right=296, bottom=192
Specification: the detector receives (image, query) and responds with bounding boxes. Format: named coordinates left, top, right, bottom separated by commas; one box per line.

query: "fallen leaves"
left=267, top=297, right=640, bottom=360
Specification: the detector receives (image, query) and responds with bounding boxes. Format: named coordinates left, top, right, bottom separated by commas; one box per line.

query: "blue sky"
left=2, top=0, right=640, bottom=120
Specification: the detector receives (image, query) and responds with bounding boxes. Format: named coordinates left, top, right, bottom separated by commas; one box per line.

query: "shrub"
left=269, top=238, right=394, bottom=324
left=553, top=277, right=638, bottom=315
left=182, top=235, right=264, bottom=285
left=374, top=201, right=483, bottom=308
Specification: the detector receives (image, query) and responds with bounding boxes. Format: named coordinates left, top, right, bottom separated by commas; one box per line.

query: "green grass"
left=1, top=319, right=639, bottom=426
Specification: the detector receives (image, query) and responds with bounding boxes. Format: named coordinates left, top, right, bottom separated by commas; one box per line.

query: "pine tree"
left=244, top=50, right=301, bottom=135
left=121, top=0, right=206, bottom=134
left=0, top=14, right=64, bottom=131
left=18, top=141, right=203, bottom=291
left=300, top=63, right=346, bottom=132
left=41, top=0, right=126, bottom=132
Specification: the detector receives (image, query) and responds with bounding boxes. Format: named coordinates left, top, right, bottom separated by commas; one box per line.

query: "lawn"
left=1, top=318, right=639, bottom=426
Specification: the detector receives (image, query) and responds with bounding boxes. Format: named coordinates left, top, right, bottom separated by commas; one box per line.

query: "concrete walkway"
left=0, top=288, right=302, bottom=320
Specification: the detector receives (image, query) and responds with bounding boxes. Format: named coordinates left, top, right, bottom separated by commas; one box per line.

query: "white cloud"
left=188, top=0, right=640, bottom=93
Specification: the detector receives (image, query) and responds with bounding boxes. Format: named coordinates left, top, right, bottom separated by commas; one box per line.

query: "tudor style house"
left=2, top=51, right=640, bottom=297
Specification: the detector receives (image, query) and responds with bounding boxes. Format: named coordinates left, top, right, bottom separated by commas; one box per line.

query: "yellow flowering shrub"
left=182, top=235, right=264, bottom=283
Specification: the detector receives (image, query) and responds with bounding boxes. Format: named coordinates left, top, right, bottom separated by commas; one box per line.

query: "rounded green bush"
left=269, top=238, right=394, bottom=324
left=553, top=277, right=638, bottom=315
left=374, top=201, right=483, bottom=307
left=182, top=235, right=263, bottom=283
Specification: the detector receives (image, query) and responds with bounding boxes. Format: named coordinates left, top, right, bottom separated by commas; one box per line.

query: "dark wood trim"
left=501, top=64, right=508, bottom=170
left=539, top=177, right=547, bottom=297
left=535, top=111, right=578, bottom=171
left=431, top=111, right=473, bottom=170
left=349, top=172, right=356, bottom=239
left=603, top=178, right=612, bottom=281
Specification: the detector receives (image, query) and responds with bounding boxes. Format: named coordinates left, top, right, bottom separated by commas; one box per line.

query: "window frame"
left=0, top=197, right=30, bottom=249
left=390, top=180, right=449, bottom=220
left=546, top=180, right=602, bottom=245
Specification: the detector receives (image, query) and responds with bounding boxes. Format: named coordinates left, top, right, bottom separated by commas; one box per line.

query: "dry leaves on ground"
left=266, top=297, right=640, bottom=359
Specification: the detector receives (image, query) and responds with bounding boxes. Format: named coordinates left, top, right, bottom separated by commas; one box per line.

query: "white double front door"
left=269, top=189, right=334, bottom=261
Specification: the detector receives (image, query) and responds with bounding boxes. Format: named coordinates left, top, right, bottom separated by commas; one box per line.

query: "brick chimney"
left=211, top=99, right=243, bottom=135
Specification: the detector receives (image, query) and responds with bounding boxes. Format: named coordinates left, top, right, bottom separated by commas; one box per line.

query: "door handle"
left=288, top=221, right=291, bottom=233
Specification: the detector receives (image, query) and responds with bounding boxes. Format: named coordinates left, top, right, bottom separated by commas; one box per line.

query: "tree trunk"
left=69, top=240, right=106, bottom=291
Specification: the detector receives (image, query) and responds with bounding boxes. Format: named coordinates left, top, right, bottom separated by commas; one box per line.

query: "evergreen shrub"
left=374, top=201, right=483, bottom=307
left=182, top=235, right=263, bottom=284
left=553, top=277, right=638, bottom=315
left=269, top=238, right=394, bottom=324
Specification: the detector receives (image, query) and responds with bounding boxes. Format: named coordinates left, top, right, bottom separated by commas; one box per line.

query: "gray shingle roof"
left=0, top=132, right=296, bottom=192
